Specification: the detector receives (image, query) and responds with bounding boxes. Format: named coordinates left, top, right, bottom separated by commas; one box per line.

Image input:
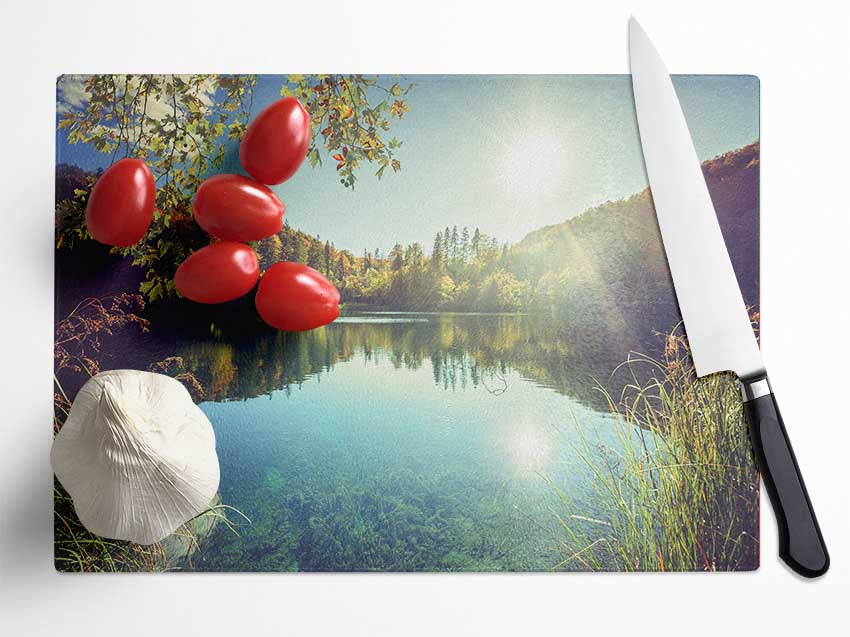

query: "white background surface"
left=1, top=1, right=848, bottom=634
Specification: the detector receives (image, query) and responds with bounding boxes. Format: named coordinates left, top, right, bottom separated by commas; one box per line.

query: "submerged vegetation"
left=197, top=465, right=533, bottom=572
left=551, top=326, right=759, bottom=572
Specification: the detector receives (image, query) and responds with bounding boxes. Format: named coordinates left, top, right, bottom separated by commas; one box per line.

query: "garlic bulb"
left=51, top=370, right=219, bottom=545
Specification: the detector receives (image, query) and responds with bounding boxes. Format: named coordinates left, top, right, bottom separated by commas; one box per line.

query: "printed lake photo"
left=54, top=74, right=760, bottom=572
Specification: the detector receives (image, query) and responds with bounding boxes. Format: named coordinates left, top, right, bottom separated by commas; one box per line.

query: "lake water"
left=190, top=312, right=638, bottom=571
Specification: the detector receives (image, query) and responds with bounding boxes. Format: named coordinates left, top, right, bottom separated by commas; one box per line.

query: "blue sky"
left=57, top=74, right=758, bottom=254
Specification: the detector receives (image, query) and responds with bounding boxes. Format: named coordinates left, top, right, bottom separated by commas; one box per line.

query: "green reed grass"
left=548, top=329, right=759, bottom=572
left=54, top=481, right=250, bottom=572
left=53, top=374, right=249, bottom=573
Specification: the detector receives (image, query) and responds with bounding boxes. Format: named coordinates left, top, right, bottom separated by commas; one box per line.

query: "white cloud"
left=56, top=75, right=227, bottom=165
left=56, top=75, right=89, bottom=114
left=57, top=74, right=219, bottom=117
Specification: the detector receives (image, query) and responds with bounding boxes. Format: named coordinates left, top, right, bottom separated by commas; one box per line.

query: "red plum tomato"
left=174, top=241, right=259, bottom=304
left=85, top=158, right=155, bottom=247
left=193, top=174, right=284, bottom=241
left=255, top=262, right=340, bottom=331
left=239, top=97, right=311, bottom=185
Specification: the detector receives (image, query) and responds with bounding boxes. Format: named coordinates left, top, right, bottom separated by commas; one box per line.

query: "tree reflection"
left=175, top=313, right=651, bottom=410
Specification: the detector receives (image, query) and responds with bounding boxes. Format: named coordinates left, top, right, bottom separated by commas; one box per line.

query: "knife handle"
left=741, top=376, right=829, bottom=577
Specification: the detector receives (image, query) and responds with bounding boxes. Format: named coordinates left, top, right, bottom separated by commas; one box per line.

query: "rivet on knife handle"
left=741, top=376, right=830, bottom=577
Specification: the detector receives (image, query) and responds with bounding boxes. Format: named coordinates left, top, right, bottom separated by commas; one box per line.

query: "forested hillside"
left=510, top=142, right=759, bottom=356
left=56, top=141, right=758, bottom=360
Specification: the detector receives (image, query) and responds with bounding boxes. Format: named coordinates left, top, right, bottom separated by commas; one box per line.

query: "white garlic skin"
left=51, top=370, right=220, bottom=545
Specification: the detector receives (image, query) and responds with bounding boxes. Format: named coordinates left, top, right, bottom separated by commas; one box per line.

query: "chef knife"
left=629, top=18, right=829, bottom=577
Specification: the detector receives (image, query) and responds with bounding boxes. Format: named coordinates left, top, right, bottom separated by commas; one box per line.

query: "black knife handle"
left=741, top=376, right=829, bottom=577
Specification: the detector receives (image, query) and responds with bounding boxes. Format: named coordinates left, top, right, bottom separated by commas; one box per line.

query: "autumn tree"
left=56, top=73, right=415, bottom=301
left=259, top=234, right=284, bottom=265
left=405, top=243, right=425, bottom=268
left=280, top=74, right=413, bottom=190
left=390, top=243, right=405, bottom=271
left=334, top=252, right=353, bottom=282
left=57, top=74, right=257, bottom=300
left=292, top=237, right=308, bottom=264
left=307, top=239, right=324, bottom=271
left=324, top=241, right=332, bottom=276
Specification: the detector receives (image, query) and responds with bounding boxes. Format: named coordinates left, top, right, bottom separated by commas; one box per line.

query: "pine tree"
left=307, top=239, right=323, bottom=270
left=334, top=253, right=348, bottom=281
left=472, top=227, right=481, bottom=258
left=431, top=232, right=443, bottom=269
left=324, top=241, right=332, bottom=275
left=450, top=225, right=459, bottom=263
left=293, top=236, right=307, bottom=263
left=280, top=235, right=292, bottom=261
left=460, top=226, right=470, bottom=264
left=405, top=242, right=424, bottom=267
left=390, top=243, right=404, bottom=271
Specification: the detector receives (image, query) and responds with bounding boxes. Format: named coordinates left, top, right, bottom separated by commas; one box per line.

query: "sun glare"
left=506, top=425, right=553, bottom=473
left=496, top=126, right=569, bottom=200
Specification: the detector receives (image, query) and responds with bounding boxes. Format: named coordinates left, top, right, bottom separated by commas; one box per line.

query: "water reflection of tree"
left=177, top=314, right=645, bottom=409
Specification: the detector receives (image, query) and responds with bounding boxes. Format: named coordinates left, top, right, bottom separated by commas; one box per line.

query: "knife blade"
left=629, top=17, right=829, bottom=577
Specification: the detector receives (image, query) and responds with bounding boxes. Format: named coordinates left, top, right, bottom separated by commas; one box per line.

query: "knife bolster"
left=740, top=375, right=771, bottom=402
